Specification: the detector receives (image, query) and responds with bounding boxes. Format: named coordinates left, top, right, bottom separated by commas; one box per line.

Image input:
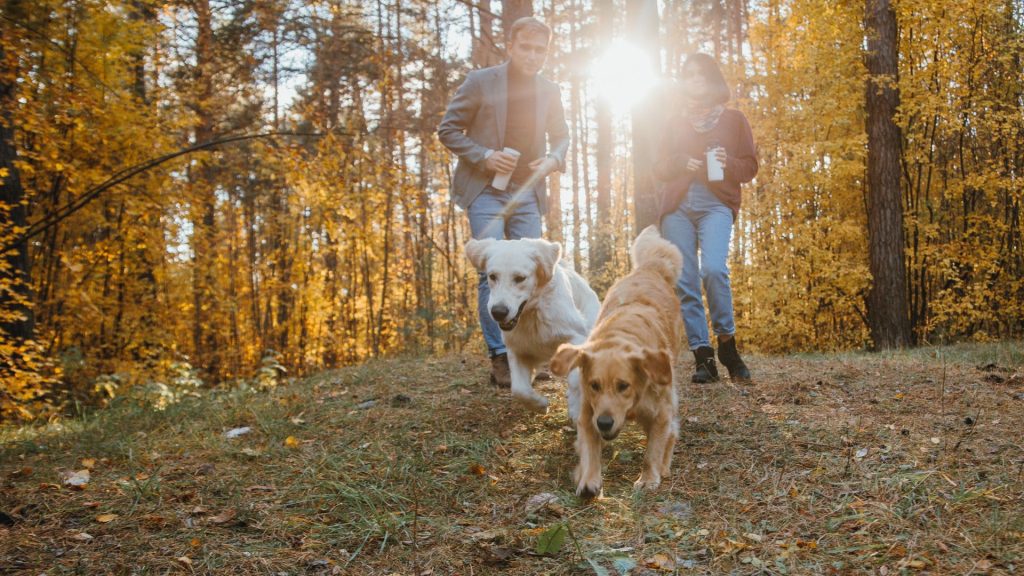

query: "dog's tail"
left=630, top=225, right=683, bottom=283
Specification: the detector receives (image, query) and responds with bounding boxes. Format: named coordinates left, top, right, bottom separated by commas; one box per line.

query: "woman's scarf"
left=686, top=101, right=725, bottom=133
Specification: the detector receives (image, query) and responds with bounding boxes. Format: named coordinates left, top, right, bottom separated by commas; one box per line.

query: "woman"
left=653, top=53, right=758, bottom=383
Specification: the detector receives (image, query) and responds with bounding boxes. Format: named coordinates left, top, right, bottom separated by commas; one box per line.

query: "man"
left=438, top=16, right=570, bottom=388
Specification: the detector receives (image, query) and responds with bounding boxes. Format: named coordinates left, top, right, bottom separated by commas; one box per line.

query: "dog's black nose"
left=490, top=304, right=509, bottom=322
left=596, top=415, right=614, bottom=432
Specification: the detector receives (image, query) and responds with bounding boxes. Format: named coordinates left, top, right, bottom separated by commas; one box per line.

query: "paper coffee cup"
left=706, top=146, right=725, bottom=182
left=491, top=147, right=521, bottom=191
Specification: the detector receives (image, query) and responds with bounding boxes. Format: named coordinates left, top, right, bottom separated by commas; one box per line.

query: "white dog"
left=465, top=237, right=600, bottom=416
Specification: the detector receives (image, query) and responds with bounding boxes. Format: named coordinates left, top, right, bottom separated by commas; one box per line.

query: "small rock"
left=355, top=399, right=377, bottom=410
left=224, top=427, right=251, bottom=439
left=524, top=492, right=560, bottom=514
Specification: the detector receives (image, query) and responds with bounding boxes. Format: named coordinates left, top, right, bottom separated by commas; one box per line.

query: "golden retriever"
left=550, top=226, right=684, bottom=498
left=465, top=237, right=601, bottom=415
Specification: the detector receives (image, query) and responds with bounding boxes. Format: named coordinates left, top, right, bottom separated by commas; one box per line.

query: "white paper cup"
left=706, top=147, right=725, bottom=182
left=491, top=147, right=521, bottom=191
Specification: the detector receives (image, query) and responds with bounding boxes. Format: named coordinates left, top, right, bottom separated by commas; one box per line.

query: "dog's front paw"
left=633, top=473, right=661, bottom=491
left=511, top=389, right=549, bottom=413
left=576, top=478, right=602, bottom=500
left=574, top=464, right=602, bottom=499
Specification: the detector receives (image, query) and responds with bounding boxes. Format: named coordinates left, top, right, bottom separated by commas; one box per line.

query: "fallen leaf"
left=189, top=538, right=202, bottom=547
left=141, top=514, right=165, bottom=525
left=95, top=513, right=118, bottom=523
left=284, top=436, right=300, bottom=448
left=176, top=556, right=192, bottom=566
left=209, top=509, right=237, bottom=525
left=190, top=505, right=209, bottom=515
left=246, top=485, right=275, bottom=492
left=81, top=458, right=96, bottom=469
left=134, top=473, right=150, bottom=481
left=743, top=532, right=764, bottom=543
left=897, top=557, right=929, bottom=570
left=9, top=466, right=32, bottom=478
left=69, top=531, right=93, bottom=541
left=82, top=501, right=100, bottom=509
left=646, top=553, right=675, bottom=570
left=468, top=463, right=486, bottom=476
left=240, top=448, right=261, bottom=457
left=468, top=527, right=504, bottom=542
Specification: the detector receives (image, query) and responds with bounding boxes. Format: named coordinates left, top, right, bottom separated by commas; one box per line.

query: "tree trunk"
left=864, top=0, right=912, bottom=349
left=627, top=0, right=661, bottom=231
left=0, top=2, right=35, bottom=346
left=471, top=0, right=502, bottom=68
left=592, top=0, right=613, bottom=287
left=501, top=0, right=533, bottom=43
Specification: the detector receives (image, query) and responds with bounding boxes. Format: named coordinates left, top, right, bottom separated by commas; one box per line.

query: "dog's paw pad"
left=576, top=483, right=602, bottom=500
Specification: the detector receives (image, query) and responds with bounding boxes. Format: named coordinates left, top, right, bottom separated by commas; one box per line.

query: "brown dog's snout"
left=596, top=414, right=614, bottom=432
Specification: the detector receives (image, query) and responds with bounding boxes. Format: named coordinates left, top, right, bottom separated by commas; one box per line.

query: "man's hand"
left=485, top=150, right=520, bottom=174
left=529, top=156, right=559, bottom=178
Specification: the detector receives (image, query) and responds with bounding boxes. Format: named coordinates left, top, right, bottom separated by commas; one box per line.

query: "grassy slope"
left=1, top=342, right=1022, bottom=575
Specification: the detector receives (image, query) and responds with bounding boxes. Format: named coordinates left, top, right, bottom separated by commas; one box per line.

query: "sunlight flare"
left=590, top=40, right=657, bottom=113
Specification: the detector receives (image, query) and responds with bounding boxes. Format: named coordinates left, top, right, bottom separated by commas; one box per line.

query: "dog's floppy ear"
left=464, top=238, right=496, bottom=271
left=634, top=348, right=674, bottom=387
left=550, top=343, right=587, bottom=377
left=527, top=238, right=562, bottom=285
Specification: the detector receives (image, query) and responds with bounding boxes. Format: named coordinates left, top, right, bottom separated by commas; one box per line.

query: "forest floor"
left=1, top=342, right=1023, bottom=575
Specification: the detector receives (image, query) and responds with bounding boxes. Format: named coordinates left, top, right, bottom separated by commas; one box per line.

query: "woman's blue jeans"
left=467, top=186, right=543, bottom=357
left=660, top=182, right=736, bottom=351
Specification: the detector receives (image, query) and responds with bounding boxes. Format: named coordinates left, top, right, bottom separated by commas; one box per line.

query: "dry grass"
left=2, top=342, right=1023, bottom=575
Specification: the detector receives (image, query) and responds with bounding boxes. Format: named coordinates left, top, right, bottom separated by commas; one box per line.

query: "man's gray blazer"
left=437, top=62, right=570, bottom=214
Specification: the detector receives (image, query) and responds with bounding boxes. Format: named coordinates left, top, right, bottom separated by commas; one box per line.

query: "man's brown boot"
left=490, top=353, right=512, bottom=388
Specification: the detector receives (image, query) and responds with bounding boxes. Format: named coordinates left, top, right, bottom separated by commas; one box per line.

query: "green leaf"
left=535, top=523, right=567, bottom=555
left=611, top=556, right=637, bottom=575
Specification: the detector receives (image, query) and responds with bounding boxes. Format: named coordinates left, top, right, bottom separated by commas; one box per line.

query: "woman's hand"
left=685, top=156, right=704, bottom=173
left=712, top=148, right=728, bottom=170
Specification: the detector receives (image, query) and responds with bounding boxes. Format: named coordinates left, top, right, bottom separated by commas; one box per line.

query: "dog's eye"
left=590, top=381, right=600, bottom=392
left=488, top=273, right=497, bottom=282
left=513, top=274, right=526, bottom=284
left=616, top=380, right=630, bottom=393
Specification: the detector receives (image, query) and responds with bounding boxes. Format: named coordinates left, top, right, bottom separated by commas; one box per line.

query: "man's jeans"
left=467, top=186, right=543, bottom=357
left=660, top=181, right=736, bottom=351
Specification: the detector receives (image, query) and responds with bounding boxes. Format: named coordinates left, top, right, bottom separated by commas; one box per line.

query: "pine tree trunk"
left=0, top=3, right=35, bottom=345
left=592, top=0, right=613, bottom=287
left=864, top=0, right=912, bottom=349
left=627, top=0, right=661, bottom=232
